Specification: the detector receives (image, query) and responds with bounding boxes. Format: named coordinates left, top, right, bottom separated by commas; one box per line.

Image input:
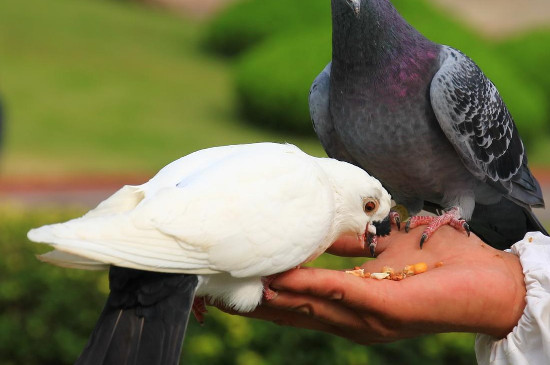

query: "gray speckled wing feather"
left=430, top=46, right=523, bottom=186
left=430, top=46, right=543, bottom=208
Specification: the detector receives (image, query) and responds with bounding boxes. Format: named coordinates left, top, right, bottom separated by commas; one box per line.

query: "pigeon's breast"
left=330, top=74, right=481, bottom=207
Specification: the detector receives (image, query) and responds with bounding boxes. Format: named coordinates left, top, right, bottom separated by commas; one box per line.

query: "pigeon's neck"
left=331, top=0, right=435, bottom=68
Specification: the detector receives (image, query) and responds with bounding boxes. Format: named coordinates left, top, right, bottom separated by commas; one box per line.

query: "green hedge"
left=497, top=30, right=550, bottom=120
left=234, top=28, right=330, bottom=134
left=207, top=0, right=549, bottom=142
left=201, top=0, right=330, bottom=56
left=0, top=208, right=106, bottom=365
left=1, top=207, right=476, bottom=364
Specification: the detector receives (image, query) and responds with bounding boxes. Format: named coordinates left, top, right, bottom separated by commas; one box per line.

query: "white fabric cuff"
left=475, top=232, right=550, bottom=365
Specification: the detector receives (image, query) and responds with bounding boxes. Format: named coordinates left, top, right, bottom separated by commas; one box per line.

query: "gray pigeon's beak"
left=345, top=0, right=361, bottom=16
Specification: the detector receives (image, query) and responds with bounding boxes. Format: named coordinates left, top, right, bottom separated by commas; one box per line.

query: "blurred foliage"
left=496, top=30, right=550, bottom=110
left=0, top=207, right=105, bottom=365
left=201, top=0, right=330, bottom=57
left=234, top=30, right=330, bottom=134
left=1, top=207, right=477, bottom=364
left=205, top=0, right=550, bottom=145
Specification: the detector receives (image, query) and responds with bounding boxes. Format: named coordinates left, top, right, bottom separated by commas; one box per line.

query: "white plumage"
left=28, top=142, right=391, bottom=312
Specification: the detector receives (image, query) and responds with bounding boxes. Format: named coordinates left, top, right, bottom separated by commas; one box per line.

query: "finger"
left=270, top=267, right=395, bottom=313
left=232, top=305, right=356, bottom=340
left=326, top=235, right=368, bottom=257
left=264, top=290, right=366, bottom=330
left=213, top=297, right=348, bottom=335
left=249, top=293, right=411, bottom=344
left=327, top=230, right=398, bottom=257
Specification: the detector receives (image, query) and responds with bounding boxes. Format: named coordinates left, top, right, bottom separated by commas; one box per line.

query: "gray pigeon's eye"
left=364, top=199, right=378, bottom=214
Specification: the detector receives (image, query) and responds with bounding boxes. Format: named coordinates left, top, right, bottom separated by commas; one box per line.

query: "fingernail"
left=293, top=304, right=313, bottom=316
left=329, top=291, right=344, bottom=301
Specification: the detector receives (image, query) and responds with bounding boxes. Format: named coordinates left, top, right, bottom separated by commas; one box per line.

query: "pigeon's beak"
left=366, top=222, right=377, bottom=236
left=359, top=223, right=376, bottom=243
left=345, top=0, right=361, bottom=17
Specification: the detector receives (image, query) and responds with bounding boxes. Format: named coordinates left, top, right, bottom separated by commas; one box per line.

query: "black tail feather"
left=470, top=198, right=548, bottom=250
left=76, top=267, right=198, bottom=365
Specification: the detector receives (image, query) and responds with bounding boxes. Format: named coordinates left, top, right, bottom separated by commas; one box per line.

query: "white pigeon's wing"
left=83, top=185, right=145, bottom=218
left=82, top=144, right=248, bottom=219
left=29, top=144, right=336, bottom=276
left=38, top=250, right=110, bottom=270
left=139, top=146, right=336, bottom=277
left=309, top=63, right=360, bottom=165
left=140, top=144, right=253, bottom=197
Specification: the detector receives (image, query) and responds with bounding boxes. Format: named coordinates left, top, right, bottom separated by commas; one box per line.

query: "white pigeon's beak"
left=367, top=223, right=377, bottom=235
left=345, top=0, right=361, bottom=16
left=358, top=223, right=377, bottom=244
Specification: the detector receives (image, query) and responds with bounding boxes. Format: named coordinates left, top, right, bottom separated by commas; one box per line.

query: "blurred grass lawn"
left=0, top=0, right=325, bottom=176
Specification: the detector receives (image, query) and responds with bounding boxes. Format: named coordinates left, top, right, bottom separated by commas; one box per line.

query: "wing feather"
left=430, top=46, right=524, bottom=191
left=29, top=144, right=336, bottom=276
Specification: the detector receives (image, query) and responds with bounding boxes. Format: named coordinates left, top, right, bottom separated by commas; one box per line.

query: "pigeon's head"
left=316, top=158, right=392, bottom=238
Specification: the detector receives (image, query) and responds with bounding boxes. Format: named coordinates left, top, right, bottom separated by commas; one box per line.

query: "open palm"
left=219, top=226, right=526, bottom=344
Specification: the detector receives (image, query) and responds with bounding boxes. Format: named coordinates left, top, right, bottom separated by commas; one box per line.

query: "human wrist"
left=489, top=252, right=526, bottom=338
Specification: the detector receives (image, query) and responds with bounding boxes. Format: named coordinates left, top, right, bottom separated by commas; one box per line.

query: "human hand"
left=216, top=226, right=526, bottom=344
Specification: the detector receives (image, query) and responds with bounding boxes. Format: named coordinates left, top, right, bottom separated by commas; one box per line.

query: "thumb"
left=326, top=232, right=395, bottom=257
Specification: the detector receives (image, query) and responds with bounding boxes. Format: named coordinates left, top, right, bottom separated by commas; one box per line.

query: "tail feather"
left=470, top=198, right=548, bottom=250
left=27, top=214, right=207, bottom=274
left=37, top=250, right=108, bottom=270
left=76, top=267, right=198, bottom=365
left=508, top=161, right=545, bottom=208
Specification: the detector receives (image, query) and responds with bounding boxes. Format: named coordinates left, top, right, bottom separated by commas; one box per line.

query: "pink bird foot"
left=405, top=207, right=470, bottom=248
left=192, top=297, right=208, bottom=324
left=261, top=275, right=279, bottom=301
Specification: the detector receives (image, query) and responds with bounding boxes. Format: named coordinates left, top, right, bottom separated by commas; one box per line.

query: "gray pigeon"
left=310, top=0, right=547, bottom=250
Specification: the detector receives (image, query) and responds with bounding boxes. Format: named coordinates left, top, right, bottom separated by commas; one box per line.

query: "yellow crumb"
left=413, top=262, right=428, bottom=274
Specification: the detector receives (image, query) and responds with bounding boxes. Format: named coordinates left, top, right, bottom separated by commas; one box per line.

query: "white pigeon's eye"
left=363, top=199, right=378, bottom=214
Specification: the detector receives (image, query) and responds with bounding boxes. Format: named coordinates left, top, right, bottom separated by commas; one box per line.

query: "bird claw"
left=261, top=276, right=278, bottom=301
left=419, top=233, right=428, bottom=249
left=404, top=207, right=469, bottom=248
left=389, top=211, right=401, bottom=231
left=367, top=233, right=377, bottom=257
left=464, top=222, right=471, bottom=237
left=192, top=297, right=208, bottom=325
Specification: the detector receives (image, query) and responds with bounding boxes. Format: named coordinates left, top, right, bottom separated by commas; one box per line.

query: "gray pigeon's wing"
left=309, top=62, right=359, bottom=165
left=429, top=46, right=544, bottom=208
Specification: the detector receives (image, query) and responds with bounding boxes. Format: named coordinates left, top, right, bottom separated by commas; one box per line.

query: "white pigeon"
left=27, top=142, right=391, bottom=365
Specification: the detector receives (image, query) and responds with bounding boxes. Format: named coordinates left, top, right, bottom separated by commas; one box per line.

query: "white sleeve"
left=475, top=232, right=550, bottom=365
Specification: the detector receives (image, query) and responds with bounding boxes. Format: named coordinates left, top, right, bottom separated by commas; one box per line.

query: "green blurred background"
left=1, top=0, right=549, bottom=363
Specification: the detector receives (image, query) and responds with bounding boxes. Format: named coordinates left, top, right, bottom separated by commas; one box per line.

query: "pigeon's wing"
left=30, top=144, right=336, bottom=276
left=310, top=63, right=359, bottom=165
left=147, top=145, right=336, bottom=278
left=429, top=46, right=544, bottom=208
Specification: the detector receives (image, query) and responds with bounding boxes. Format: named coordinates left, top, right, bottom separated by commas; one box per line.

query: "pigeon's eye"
left=364, top=199, right=378, bottom=214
